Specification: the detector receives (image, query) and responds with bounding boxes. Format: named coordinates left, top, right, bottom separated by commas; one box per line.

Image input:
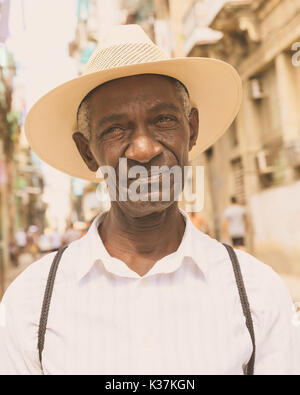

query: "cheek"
left=90, top=140, right=124, bottom=168
left=168, top=129, right=190, bottom=160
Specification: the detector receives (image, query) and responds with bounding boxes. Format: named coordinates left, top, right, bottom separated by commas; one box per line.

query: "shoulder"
left=0, top=251, right=59, bottom=358
left=233, top=249, right=288, bottom=296
left=203, top=237, right=295, bottom=331
left=233, top=249, right=294, bottom=316
left=3, top=252, right=56, bottom=309
left=2, top=238, right=84, bottom=312
left=223, top=247, right=294, bottom=331
left=219, top=243, right=291, bottom=305
left=195, top=232, right=292, bottom=311
left=201, top=232, right=281, bottom=286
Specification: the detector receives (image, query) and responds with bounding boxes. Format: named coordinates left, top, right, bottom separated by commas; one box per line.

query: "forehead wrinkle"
left=97, top=100, right=181, bottom=125
left=147, top=102, right=181, bottom=114
left=90, top=75, right=178, bottom=106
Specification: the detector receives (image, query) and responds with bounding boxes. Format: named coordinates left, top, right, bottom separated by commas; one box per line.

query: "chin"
left=119, top=198, right=175, bottom=218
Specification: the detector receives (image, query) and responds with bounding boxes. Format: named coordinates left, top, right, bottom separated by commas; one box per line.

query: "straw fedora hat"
left=25, top=24, right=242, bottom=182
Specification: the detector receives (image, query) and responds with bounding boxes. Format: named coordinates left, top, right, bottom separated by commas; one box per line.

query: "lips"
left=127, top=169, right=172, bottom=185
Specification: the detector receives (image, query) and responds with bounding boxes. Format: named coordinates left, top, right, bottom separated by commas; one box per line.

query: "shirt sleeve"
left=0, top=282, right=43, bottom=375
left=254, top=267, right=300, bottom=375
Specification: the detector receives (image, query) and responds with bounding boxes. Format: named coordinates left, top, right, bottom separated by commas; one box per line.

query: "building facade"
left=182, top=0, right=300, bottom=276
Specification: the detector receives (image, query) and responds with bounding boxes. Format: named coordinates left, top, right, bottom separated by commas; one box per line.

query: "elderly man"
left=0, top=25, right=299, bottom=375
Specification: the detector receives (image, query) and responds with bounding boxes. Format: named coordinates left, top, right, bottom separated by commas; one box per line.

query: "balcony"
left=183, top=0, right=225, bottom=56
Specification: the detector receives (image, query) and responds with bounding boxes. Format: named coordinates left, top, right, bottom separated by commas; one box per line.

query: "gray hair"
left=77, top=78, right=192, bottom=140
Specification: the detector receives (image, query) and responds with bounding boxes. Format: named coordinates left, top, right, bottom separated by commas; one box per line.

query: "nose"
left=125, top=131, right=164, bottom=164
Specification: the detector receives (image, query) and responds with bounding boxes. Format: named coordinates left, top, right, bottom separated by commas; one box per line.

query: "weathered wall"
left=250, top=180, right=300, bottom=275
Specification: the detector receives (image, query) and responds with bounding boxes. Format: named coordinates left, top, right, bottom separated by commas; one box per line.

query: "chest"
left=41, top=276, right=252, bottom=374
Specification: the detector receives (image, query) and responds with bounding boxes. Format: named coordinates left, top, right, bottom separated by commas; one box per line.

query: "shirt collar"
left=76, top=209, right=209, bottom=281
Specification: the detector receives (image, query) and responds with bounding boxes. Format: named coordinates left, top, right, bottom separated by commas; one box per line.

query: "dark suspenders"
left=223, top=243, right=256, bottom=375
left=37, top=245, right=68, bottom=364
left=37, top=243, right=256, bottom=374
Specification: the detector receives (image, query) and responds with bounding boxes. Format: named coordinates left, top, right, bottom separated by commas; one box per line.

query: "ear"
left=188, top=108, right=199, bottom=151
left=72, top=132, right=98, bottom=172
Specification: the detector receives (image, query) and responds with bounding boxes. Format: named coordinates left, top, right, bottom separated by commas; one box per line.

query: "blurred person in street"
left=9, top=242, right=18, bottom=267
left=222, top=197, right=247, bottom=251
left=27, top=225, right=39, bottom=258
left=62, top=222, right=84, bottom=245
left=0, top=25, right=299, bottom=375
left=38, top=231, right=51, bottom=253
left=49, top=228, right=62, bottom=252
left=15, top=228, right=27, bottom=254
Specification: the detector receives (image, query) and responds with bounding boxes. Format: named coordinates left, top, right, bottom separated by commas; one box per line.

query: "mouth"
left=129, top=170, right=171, bottom=185
left=110, top=161, right=182, bottom=203
left=115, top=168, right=179, bottom=202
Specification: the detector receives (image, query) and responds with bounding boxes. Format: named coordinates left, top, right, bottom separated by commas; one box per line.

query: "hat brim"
left=24, top=57, right=242, bottom=182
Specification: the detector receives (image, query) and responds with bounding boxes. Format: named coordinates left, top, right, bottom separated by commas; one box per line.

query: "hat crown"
left=99, top=24, right=153, bottom=49
left=84, top=24, right=169, bottom=75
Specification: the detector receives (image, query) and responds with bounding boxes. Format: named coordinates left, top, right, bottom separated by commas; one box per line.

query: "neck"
left=98, top=203, right=186, bottom=275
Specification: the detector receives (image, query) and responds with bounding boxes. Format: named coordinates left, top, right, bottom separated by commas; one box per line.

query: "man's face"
left=74, top=74, right=199, bottom=217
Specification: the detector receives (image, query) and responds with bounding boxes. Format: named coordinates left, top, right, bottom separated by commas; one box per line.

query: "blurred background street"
left=0, top=0, right=300, bottom=304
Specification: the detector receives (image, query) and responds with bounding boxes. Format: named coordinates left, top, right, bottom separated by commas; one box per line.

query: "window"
left=231, top=157, right=245, bottom=204
left=254, top=63, right=282, bottom=146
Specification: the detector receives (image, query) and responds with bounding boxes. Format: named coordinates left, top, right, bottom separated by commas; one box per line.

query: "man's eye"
left=156, top=116, right=176, bottom=126
left=103, top=127, right=124, bottom=137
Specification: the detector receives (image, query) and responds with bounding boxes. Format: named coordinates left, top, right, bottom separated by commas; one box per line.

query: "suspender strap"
left=223, top=243, right=256, bottom=375
left=38, top=245, right=68, bottom=365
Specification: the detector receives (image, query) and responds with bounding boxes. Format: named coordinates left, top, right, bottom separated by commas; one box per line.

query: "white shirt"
left=0, top=210, right=299, bottom=375
left=223, top=204, right=246, bottom=238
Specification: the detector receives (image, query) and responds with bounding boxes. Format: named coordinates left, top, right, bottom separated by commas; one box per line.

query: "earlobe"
left=188, top=108, right=199, bottom=151
left=72, top=132, right=99, bottom=172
